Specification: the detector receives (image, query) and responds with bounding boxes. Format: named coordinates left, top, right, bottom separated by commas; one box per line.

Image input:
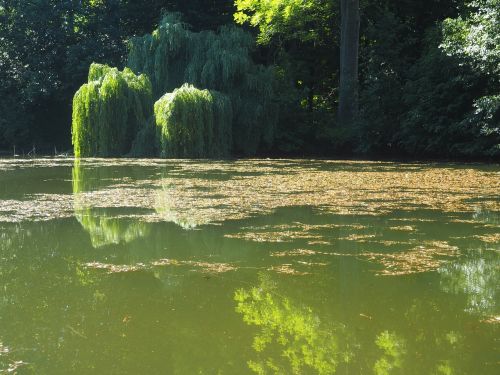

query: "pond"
left=0, top=158, right=498, bottom=374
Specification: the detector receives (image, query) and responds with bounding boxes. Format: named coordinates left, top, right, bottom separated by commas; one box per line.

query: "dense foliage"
left=1, top=0, right=498, bottom=159
left=0, top=0, right=233, bottom=153
left=235, top=0, right=499, bottom=158
left=72, top=63, right=153, bottom=157
left=128, top=14, right=276, bottom=155
left=155, top=84, right=233, bottom=158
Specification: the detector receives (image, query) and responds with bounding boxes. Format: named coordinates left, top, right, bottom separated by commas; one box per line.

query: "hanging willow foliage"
left=72, top=63, right=154, bottom=157
left=155, top=84, right=232, bottom=158
left=128, top=15, right=277, bottom=156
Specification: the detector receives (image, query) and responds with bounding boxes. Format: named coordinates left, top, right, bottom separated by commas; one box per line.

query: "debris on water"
left=85, top=259, right=237, bottom=275
left=66, top=325, right=87, bottom=339
left=1, top=160, right=499, bottom=227
left=295, top=260, right=329, bottom=266
left=184, top=261, right=238, bottom=274
left=0, top=343, right=8, bottom=355
left=480, top=315, right=500, bottom=324
left=3, top=360, right=29, bottom=373
left=389, top=225, right=416, bottom=232
left=473, top=233, right=500, bottom=243
left=359, top=313, right=373, bottom=320
left=85, top=262, right=148, bottom=273
left=360, top=241, right=459, bottom=276
left=271, top=249, right=322, bottom=257
left=268, top=264, right=310, bottom=275
left=339, top=234, right=377, bottom=241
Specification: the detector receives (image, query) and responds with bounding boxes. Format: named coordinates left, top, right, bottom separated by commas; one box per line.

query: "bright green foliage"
left=128, top=15, right=276, bottom=155
left=234, top=273, right=351, bottom=374
left=440, top=0, right=500, bottom=156
left=441, top=0, right=500, bottom=74
left=72, top=63, right=154, bottom=157
left=154, top=84, right=232, bottom=158
left=234, top=0, right=328, bottom=44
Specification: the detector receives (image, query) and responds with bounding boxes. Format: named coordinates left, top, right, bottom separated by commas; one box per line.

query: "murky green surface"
left=0, top=159, right=499, bottom=374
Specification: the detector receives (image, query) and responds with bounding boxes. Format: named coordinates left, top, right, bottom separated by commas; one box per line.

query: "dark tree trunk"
left=338, top=0, right=360, bottom=127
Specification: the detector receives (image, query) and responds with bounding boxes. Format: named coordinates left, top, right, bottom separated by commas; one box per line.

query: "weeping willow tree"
left=72, top=63, right=154, bottom=157
left=72, top=14, right=277, bottom=158
left=72, top=161, right=150, bottom=248
left=154, top=84, right=232, bottom=158
left=127, top=13, right=192, bottom=98
left=128, top=14, right=277, bottom=156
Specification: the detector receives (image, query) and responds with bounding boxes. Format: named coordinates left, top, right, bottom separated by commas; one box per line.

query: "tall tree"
left=233, top=0, right=340, bottom=153
left=338, top=0, right=360, bottom=127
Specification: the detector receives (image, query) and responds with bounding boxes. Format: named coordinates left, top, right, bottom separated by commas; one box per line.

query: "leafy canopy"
left=441, top=0, right=500, bottom=74
left=72, top=63, right=153, bottom=157
left=234, top=0, right=332, bottom=44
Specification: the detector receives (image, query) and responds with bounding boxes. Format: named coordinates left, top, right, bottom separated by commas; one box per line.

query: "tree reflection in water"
left=373, top=331, right=406, bottom=375
left=72, top=161, right=150, bottom=248
left=234, top=273, right=352, bottom=374
left=439, top=248, right=499, bottom=315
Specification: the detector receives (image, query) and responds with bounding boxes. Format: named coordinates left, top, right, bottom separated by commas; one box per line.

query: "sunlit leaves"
left=234, top=0, right=327, bottom=44
left=72, top=63, right=153, bottom=157
left=154, top=84, right=233, bottom=158
left=441, top=0, right=500, bottom=74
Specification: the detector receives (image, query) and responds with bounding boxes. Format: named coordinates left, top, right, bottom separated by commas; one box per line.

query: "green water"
left=0, top=159, right=498, bottom=374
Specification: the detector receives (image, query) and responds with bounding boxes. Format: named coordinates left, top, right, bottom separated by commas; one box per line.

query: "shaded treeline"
left=0, top=0, right=498, bottom=158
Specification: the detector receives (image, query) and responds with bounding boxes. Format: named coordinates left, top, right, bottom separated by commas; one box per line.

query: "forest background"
left=0, top=0, right=498, bottom=159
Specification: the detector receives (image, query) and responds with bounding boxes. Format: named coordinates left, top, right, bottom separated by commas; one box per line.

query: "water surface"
left=0, top=159, right=499, bottom=374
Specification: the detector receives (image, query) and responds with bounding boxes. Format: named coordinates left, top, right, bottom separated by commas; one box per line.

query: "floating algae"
left=72, top=64, right=154, bottom=157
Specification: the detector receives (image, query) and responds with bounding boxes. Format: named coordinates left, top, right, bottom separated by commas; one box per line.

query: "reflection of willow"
left=234, top=274, right=351, bottom=375
left=155, top=178, right=211, bottom=229
left=72, top=161, right=150, bottom=247
left=439, top=248, right=499, bottom=315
